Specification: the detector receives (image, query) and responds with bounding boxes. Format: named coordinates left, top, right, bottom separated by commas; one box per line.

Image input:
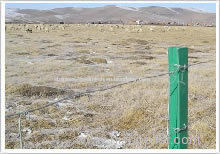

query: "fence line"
left=5, top=60, right=214, bottom=149
left=5, top=72, right=172, bottom=118
left=18, top=114, right=23, bottom=149
left=147, top=105, right=216, bottom=149
left=5, top=60, right=213, bottom=119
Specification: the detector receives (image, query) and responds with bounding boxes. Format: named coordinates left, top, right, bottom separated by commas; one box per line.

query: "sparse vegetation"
left=5, top=24, right=216, bottom=149
left=11, top=84, right=66, bottom=97
left=90, top=57, right=108, bottom=64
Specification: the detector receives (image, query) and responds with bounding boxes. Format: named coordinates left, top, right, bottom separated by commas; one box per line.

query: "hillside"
left=6, top=5, right=216, bottom=26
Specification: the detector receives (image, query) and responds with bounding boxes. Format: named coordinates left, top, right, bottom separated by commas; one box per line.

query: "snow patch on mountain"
left=185, top=8, right=209, bottom=13
left=165, top=7, right=180, bottom=14
left=6, top=8, right=26, bottom=18
left=54, top=15, right=64, bottom=19
left=116, top=5, right=140, bottom=12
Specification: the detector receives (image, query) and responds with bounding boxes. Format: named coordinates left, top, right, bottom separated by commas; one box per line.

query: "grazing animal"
left=44, top=27, right=49, bottom=32
left=26, top=28, right=32, bottom=33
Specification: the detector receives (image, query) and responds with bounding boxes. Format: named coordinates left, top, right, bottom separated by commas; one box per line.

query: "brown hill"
left=6, top=5, right=216, bottom=26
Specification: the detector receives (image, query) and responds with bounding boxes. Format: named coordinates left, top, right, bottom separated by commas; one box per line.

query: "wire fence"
left=5, top=60, right=215, bottom=149
left=147, top=105, right=216, bottom=149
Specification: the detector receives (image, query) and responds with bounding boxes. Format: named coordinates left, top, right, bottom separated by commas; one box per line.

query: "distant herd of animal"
left=5, top=24, right=189, bottom=33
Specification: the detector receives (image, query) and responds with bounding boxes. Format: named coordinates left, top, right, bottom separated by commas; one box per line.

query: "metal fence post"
left=18, top=114, right=23, bottom=149
left=168, top=47, right=188, bottom=149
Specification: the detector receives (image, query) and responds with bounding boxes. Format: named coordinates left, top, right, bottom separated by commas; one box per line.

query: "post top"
left=168, top=47, right=188, bottom=49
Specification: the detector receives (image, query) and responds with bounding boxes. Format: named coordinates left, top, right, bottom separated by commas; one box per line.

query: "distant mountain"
left=6, top=5, right=216, bottom=26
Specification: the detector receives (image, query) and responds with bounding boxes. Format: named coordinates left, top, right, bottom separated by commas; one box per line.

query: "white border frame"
left=1, top=2, right=6, bottom=154
left=216, top=0, right=219, bottom=153
left=1, top=1, right=219, bottom=153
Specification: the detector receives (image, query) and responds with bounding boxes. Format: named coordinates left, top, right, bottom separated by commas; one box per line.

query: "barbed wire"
left=147, top=105, right=216, bottom=149
left=5, top=60, right=214, bottom=119
left=5, top=60, right=215, bottom=149
left=5, top=73, right=172, bottom=118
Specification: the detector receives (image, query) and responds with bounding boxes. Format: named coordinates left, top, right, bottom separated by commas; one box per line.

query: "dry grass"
left=5, top=24, right=216, bottom=149
left=90, top=57, right=108, bottom=64
left=10, top=84, right=66, bottom=97
left=117, top=107, right=146, bottom=130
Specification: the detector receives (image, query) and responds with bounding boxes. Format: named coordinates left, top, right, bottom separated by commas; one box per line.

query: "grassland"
left=5, top=24, right=216, bottom=149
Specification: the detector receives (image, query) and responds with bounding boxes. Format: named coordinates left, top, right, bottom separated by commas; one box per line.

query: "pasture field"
left=5, top=24, right=216, bottom=149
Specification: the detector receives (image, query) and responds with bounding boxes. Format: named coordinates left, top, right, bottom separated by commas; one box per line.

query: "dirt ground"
left=5, top=24, right=216, bottom=149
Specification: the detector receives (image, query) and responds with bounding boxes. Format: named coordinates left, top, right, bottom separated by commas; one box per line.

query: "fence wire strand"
left=5, top=60, right=214, bottom=118
left=5, top=60, right=215, bottom=149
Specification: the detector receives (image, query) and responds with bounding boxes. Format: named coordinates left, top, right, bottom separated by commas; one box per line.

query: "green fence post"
left=168, top=47, right=188, bottom=149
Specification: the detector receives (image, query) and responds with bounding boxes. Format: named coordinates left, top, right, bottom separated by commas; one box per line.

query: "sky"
left=6, top=3, right=216, bottom=13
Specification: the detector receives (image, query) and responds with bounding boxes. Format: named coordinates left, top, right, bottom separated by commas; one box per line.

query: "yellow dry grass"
left=5, top=24, right=216, bottom=149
